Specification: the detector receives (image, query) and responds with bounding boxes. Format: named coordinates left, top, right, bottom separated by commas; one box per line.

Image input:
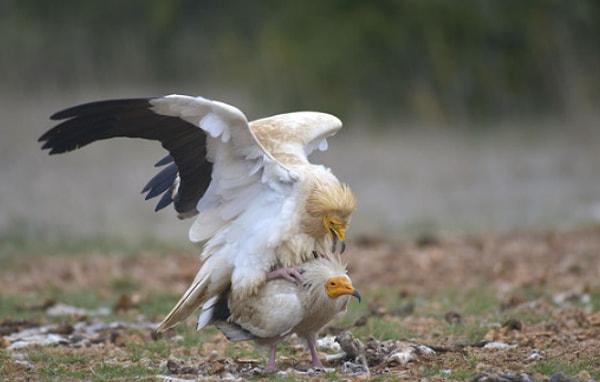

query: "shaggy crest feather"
left=306, top=182, right=357, bottom=218
left=302, top=182, right=356, bottom=238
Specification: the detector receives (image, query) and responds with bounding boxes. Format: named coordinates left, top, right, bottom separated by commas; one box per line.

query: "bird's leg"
left=265, top=343, right=278, bottom=373
left=307, top=337, right=323, bottom=369
left=267, top=266, right=305, bottom=285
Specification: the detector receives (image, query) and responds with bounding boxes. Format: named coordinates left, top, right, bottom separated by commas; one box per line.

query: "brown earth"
left=2, top=227, right=600, bottom=381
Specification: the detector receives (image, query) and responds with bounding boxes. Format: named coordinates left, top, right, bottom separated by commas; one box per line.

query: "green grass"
left=0, top=221, right=188, bottom=263
left=3, top=233, right=600, bottom=381
left=532, top=359, right=600, bottom=380
left=3, top=282, right=598, bottom=381
left=29, top=350, right=159, bottom=381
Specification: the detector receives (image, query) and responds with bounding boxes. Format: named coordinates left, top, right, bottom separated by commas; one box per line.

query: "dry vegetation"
left=2, top=227, right=600, bottom=381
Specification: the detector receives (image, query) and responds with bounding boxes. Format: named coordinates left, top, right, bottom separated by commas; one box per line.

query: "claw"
left=267, top=267, right=305, bottom=284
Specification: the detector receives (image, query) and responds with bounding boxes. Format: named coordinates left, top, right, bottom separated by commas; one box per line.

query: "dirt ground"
left=2, top=227, right=600, bottom=381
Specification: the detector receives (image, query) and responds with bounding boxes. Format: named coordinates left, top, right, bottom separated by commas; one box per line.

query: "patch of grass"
left=174, top=325, right=220, bottom=348
left=434, top=286, right=499, bottom=316
left=532, top=358, right=600, bottom=379
left=343, top=286, right=501, bottom=343
left=124, top=333, right=172, bottom=363
left=33, top=354, right=159, bottom=380
left=224, top=342, right=263, bottom=360
left=0, top=221, right=188, bottom=263
left=88, top=362, right=159, bottom=380
left=443, top=319, right=490, bottom=343
left=588, top=288, right=600, bottom=312
left=356, top=316, right=422, bottom=341
left=48, top=287, right=115, bottom=311
left=0, top=288, right=121, bottom=325
left=3, top=229, right=600, bottom=381
left=109, top=276, right=141, bottom=294
left=423, top=365, right=477, bottom=381
left=137, top=291, right=182, bottom=321
left=0, top=294, right=37, bottom=321
left=27, top=350, right=99, bottom=380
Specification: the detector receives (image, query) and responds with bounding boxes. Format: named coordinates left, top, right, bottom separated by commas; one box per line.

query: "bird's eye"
left=329, top=281, right=336, bottom=286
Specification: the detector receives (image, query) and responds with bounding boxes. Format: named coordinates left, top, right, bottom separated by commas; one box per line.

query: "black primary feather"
left=39, top=98, right=213, bottom=216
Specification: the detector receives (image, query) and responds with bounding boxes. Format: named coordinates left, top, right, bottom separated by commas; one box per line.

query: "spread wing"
left=39, top=95, right=341, bottom=222
left=39, top=95, right=285, bottom=218
left=40, top=94, right=344, bottom=330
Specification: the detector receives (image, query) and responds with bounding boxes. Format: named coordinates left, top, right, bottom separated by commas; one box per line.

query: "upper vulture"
left=39, top=94, right=357, bottom=331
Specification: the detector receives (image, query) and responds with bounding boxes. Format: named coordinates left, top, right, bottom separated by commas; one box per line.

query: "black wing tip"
left=154, top=155, right=174, bottom=167
left=140, top=184, right=174, bottom=211
left=41, top=95, right=208, bottom=217
left=155, top=192, right=174, bottom=212
left=39, top=141, right=59, bottom=154
left=49, top=110, right=67, bottom=121
left=49, top=97, right=159, bottom=121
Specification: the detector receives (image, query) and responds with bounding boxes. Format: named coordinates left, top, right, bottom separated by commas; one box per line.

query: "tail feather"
left=215, top=321, right=257, bottom=342
left=157, top=273, right=211, bottom=331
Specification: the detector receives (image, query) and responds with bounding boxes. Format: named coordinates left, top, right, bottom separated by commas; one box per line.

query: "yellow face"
left=324, top=276, right=361, bottom=301
left=323, top=214, right=349, bottom=252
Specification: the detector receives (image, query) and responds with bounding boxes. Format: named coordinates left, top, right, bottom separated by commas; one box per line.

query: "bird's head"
left=304, top=182, right=356, bottom=254
left=324, top=276, right=361, bottom=302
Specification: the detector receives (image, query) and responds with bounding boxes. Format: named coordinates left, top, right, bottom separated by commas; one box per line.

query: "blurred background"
left=1, top=0, right=599, bottom=245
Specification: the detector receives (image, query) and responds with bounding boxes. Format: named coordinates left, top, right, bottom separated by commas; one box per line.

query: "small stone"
left=502, top=318, right=522, bottom=331
left=353, top=315, right=368, bottom=327
left=335, top=331, right=363, bottom=360
left=444, top=310, right=462, bottom=325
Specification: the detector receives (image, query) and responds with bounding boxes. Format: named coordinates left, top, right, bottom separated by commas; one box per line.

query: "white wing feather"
left=150, top=95, right=343, bottom=330
left=150, top=95, right=296, bottom=244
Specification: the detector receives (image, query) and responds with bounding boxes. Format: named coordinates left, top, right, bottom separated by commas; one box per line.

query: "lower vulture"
left=196, top=255, right=360, bottom=372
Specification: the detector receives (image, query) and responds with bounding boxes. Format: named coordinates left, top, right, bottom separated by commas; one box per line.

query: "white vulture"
left=39, top=94, right=357, bottom=331
left=200, top=255, right=360, bottom=372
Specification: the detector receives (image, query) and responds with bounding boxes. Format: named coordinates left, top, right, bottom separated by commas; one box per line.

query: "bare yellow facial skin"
left=324, top=276, right=361, bottom=302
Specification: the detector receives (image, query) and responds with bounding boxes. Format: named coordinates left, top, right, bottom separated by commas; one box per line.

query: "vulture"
left=39, top=94, right=357, bottom=331
left=199, top=255, right=361, bottom=372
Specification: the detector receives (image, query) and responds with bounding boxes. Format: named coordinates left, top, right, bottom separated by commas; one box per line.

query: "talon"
left=267, top=267, right=305, bottom=284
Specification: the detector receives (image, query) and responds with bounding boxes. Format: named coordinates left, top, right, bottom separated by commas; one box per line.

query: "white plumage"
left=199, top=255, right=360, bottom=371
left=39, top=94, right=357, bottom=333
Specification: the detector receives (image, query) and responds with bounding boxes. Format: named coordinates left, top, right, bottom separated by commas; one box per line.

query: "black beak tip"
left=352, top=290, right=362, bottom=303
left=331, top=233, right=346, bottom=254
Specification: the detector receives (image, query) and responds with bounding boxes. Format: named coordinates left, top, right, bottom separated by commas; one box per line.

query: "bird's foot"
left=265, top=363, right=278, bottom=373
left=265, top=344, right=278, bottom=373
left=267, top=266, right=305, bottom=285
left=308, top=339, right=323, bottom=369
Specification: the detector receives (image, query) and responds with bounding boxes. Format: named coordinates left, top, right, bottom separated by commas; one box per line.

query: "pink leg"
left=307, top=337, right=323, bottom=368
left=265, top=344, right=278, bottom=373
left=267, top=266, right=305, bottom=284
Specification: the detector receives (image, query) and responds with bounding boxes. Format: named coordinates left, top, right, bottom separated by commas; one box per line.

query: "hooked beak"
left=330, top=228, right=347, bottom=254
left=325, top=276, right=361, bottom=303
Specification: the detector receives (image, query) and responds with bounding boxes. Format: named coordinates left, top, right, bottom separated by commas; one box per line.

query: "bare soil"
left=2, top=227, right=600, bottom=381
